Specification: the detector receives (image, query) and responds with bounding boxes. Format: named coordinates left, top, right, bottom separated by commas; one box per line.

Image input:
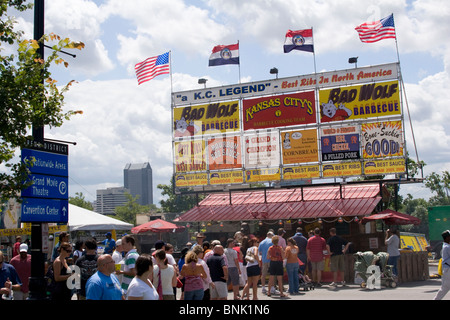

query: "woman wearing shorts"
left=267, top=235, right=287, bottom=297
left=242, top=238, right=260, bottom=300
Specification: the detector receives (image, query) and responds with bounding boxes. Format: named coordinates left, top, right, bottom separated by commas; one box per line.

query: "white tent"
left=68, top=204, right=133, bottom=231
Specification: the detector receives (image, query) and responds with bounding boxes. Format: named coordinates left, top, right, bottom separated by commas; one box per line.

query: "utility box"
left=428, top=205, right=450, bottom=258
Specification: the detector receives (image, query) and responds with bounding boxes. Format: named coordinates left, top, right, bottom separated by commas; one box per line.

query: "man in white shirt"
left=435, top=230, right=450, bottom=300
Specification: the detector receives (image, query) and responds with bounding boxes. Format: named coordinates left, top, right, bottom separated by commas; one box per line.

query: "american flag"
left=135, top=52, right=170, bottom=85
left=355, top=14, right=396, bottom=43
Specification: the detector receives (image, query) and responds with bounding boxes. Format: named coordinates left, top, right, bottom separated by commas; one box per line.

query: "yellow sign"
left=209, top=170, right=243, bottom=185
left=175, top=173, right=208, bottom=187
left=0, top=225, right=67, bottom=237
left=364, top=158, right=406, bottom=175
left=319, top=80, right=400, bottom=123
left=173, top=101, right=240, bottom=137
left=400, top=233, right=428, bottom=251
left=245, top=167, right=280, bottom=183
left=174, top=140, right=206, bottom=173
left=361, top=121, right=404, bottom=159
left=283, top=165, right=320, bottom=180
left=322, top=162, right=362, bottom=178
left=281, top=129, right=319, bottom=164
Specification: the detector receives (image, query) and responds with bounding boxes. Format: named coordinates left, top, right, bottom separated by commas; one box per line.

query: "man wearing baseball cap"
left=434, top=230, right=450, bottom=300
left=10, top=243, right=31, bottom=300
left=100, top=232, right=116, bottom=255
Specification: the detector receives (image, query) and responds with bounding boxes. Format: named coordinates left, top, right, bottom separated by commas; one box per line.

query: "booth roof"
left=175, top=183, right=383, bottom=222
left=68, top=204, right=133, bottom=231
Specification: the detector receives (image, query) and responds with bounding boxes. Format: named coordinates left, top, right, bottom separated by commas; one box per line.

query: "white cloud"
left=104, top=0, right=232, bottom=66
left=7, top=0, right=450, bottom=206
left=45, top=0, right=114, bottom=77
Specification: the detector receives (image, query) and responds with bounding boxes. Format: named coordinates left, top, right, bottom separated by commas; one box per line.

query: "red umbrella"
left=361, top=209, right=421, bottom=225
left=131, top=219, right=186, bottom=234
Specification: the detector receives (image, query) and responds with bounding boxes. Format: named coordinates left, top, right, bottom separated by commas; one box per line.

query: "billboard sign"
left=173, top=100, right=239, bottom=138
left=207, top=136, right=242, bottom=170
left=319, top=80, right=400, bottom=123
left=361, top=121, right=404, bottom=158
left=281, top=129, right=318, bottom=164
left=242, top=91, right=316, bottom=130
left=321, top=125, right=360, bottom=161
left=244, top=131, right=280, bottom=167
left=172, top=62, right=406, bottom=190
left=173, top=63, right=399, bottom=106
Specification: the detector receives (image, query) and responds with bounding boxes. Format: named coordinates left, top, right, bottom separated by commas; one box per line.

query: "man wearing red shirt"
left=306, top=228, right=327, bottom=286
left=10, top=243, right=31, bottom=300
left=12, top=236, right=22, bottom=257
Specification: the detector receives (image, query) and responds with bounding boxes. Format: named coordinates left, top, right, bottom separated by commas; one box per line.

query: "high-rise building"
left=95, top=187, right=129, bottom=215
left=124, top=162, right=153, bottom=206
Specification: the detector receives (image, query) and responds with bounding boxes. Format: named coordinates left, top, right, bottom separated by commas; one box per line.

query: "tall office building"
left=124, top=162, right=153, bottom=206
left=95, top=187, right=129, bottom=215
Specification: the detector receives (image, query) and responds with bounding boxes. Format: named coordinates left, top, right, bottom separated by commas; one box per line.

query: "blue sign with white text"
left=21, top=198, right=69, bottom=223
left=21, top=148, right=68, bottom=176
left=21, top=174, right=68, bottom=200
left=21, top=142, right=69, bottom=223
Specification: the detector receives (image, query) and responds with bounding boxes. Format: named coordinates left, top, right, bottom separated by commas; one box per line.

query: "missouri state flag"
left=355, top=14, right=396, bottom=43
left=208, top=43, right=240, bottom=66
left=284, top=29, right=314, bottom=53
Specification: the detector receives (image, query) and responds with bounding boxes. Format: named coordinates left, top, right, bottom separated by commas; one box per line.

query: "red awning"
left=131, top=219, right=186, bottom=234
left=360, top=209, right=421, bottom=225
left=175, top=184, right=382, bottom=222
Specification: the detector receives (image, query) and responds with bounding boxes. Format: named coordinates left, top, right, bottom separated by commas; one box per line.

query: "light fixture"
left=270, top=67, right=279, bottom=79
left=338, top=217, right=343, bottom=223
left=198, top=78, right=208, bottom=88
left=348, top=57, right=358, bottom=68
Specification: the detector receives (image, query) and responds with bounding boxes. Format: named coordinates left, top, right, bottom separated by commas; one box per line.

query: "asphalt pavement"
left=225, top=278, right=447, bottom=300
left=225, top=261, right=448, bottom=300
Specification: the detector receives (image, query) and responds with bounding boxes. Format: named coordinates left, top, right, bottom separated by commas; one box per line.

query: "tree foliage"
left=0, top=1, right=84, bottom=203
left=69, top=192, right=93, bottom=211
left=157, top=177, right=201, bottom=214
left=114, top=193, right=149, bottom=225
left=425, top=171, right=450, bottom=206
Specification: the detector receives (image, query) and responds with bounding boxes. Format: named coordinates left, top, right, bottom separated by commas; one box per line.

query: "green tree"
left=0, top=1, right=84, bottom=203
left=157, top=176, right=201, bottom=214
left=114, top=193, right=149, bottom=225
left=425, top=171, right=450, bottom=206
left=69, top=192, right=93, bottom=210
left=402, top=194, right=429, bottom=236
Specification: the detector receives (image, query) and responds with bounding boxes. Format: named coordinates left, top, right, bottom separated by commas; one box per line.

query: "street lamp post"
left=28, top=0, right=47, bottom=300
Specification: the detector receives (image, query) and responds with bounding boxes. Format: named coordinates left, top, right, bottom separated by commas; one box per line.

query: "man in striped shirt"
left=117, top=235, right=139, bottom=293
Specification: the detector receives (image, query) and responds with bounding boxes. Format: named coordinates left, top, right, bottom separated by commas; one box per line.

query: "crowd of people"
left=0, top=226, right=350, bottom=301
left=1, top=224, right=420, bottom=301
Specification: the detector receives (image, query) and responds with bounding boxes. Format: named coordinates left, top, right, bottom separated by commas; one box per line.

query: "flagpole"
left=312, top=27, right=317, bottom=75
left=238, top=40, right=241, bottom=83
left=391, top=14, right=421, bottom=175
left=169, top=50, right=174, bottom=95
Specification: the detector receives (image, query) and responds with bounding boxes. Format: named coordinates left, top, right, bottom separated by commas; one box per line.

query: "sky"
left=8, top=0, right=450, bottom=207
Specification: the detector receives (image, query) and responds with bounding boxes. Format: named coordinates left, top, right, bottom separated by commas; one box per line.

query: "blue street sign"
left=21, top=174, right=68, bottom=200
left=21, top=148, right=68, bottom=177
left=21, top=198, right=68, bottom=223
